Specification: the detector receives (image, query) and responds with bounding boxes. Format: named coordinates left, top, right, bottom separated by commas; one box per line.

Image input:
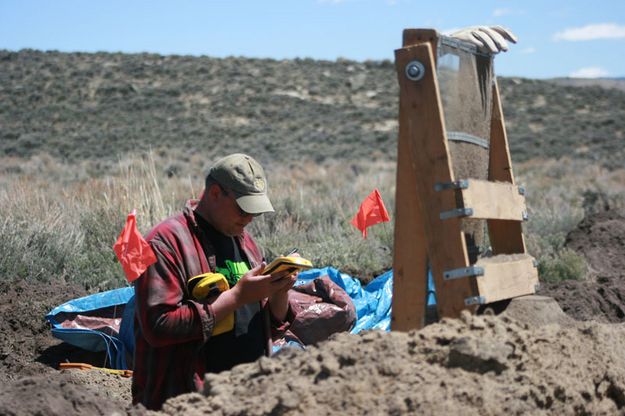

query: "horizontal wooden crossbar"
left=438, top=179, right=527, bottom=221
left=473, top=254, right=539, bottom=304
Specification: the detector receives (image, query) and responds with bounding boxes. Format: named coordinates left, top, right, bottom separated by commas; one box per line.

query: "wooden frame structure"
left=391, top=29, right=539, bottom=331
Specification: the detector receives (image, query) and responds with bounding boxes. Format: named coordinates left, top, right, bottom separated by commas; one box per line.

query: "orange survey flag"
left=350, top=189, right=391, bottom=238
left=113, top=209, right=157, bottom=283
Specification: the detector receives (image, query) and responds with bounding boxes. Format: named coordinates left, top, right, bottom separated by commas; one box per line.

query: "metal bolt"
left=405, top=60, right=425, bottom=81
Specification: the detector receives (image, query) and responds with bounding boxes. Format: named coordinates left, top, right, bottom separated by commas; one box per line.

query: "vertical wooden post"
left=391, top=100, right=429, bottom=331
left=393, top=42, right=478, bottom=321
left=403, top=29, right=439, bottom=56
left=391, top=29, right=440, bottom=331
left=487, top=80, right=527, bottom=255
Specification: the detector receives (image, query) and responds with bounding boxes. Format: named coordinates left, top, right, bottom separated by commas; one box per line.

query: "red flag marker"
left=113, top=209, right=157, bottom=283
left=350, top=189, right=391, bottom=238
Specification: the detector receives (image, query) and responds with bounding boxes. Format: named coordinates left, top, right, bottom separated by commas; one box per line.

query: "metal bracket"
left=443, top=266, right=484, bottom=280
left=447, top=132, right=489, bottom=149
left=522, top=211, right=529, bottom=221
left=440, top=207, right=473, bottom=220
left=439, top=34, right=491, bottom=58
left=434, top=179, right=469, bottom=192
left=465, top=296, right=486, bottom=306
left=518, top=185, right=526, bottom=196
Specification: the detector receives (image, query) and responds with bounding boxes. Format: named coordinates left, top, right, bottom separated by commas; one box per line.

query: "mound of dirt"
left=0, top=279, right=91, bottom=383
left=0, top=373, right=127, bottom=416
left=565, top=209, right=625, bottom=280
left=539, top=209, right=625, bottom=323
left=539, top=278, right=625, bottom=323
left=4, top=208, right=625, bottom=415
left=494, top=295, right=576, bottom=327
left=1, top=275, right=625, bottom=415
left=159, top=311, right=625, bottom=415
left=0, top=279, right=131, bottom=414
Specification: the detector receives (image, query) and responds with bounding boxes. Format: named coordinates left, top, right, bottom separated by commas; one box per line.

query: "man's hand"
left=233, top=263, right=293, bottom=305
left=269, top=270, right=299, bottom=300
left=270, top=250, right=301, bottom=294
left=267, top=250, right=301, bottom=321
left=210, top=263, right=292, bottom=323
left=268, top=269, right=298, bottom=322
left=450, top=26, right=518, bottom=54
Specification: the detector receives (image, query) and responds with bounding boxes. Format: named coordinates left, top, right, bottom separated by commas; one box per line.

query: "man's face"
left=211, top=185, right=257, bottom=236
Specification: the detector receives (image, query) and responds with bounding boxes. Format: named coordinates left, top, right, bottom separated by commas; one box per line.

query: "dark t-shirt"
left=195, top=213, right=266, bottom=372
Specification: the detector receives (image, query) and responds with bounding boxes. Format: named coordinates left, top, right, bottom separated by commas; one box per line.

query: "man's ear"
left=206, top=183, right=222, bottom=200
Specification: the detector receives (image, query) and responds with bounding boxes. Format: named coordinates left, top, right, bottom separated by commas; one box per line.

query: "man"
left=132, top=153, right=294, bottom=410
left=131, top=26, right=517, bottom=409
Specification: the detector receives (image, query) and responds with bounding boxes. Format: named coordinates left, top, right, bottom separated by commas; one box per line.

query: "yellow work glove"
left=450, top=25, right=518, bottom=54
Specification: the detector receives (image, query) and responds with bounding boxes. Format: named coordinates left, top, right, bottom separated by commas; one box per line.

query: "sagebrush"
left=1, top=152, right=623, bottom=290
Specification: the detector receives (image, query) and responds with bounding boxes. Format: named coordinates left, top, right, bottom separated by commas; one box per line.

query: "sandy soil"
left=161, top=310, right=625, bottom=415
left=1, top=209, right=625, bottom=415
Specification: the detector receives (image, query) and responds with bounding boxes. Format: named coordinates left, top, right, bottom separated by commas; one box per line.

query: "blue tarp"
left=46, top=268, right=436, bottom=369
left=45, top=287, right=135, bottom=370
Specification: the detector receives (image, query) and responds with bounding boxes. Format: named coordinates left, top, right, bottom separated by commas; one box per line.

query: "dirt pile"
left=160, top=311, right=625, bottom=415
left=2, top=209, right=625, bottom=414
left=0, top=373, right=128, bottom=416
left=0, top=279, right=89, bottom=383
left=0, top=279, right=131, bottom=415
left=566, top=208, right=625, bottom=280
left=539, top=209, right=625, bottom=323
left=155, top=210, right=625, bottom=415
left=1, top=279, right=625, bottom=415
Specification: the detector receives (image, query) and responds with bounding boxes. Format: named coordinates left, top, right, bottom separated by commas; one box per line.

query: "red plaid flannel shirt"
left=131, top=200, right=273, bottom=410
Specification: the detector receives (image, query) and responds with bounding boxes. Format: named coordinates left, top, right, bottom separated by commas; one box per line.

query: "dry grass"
left=1, top=152, right=623, bottom=290
left=0, top=153, right=396, bottom=289
left=251, top=160, right=396, bottom=280
left=0, top=154, right=182, bottom=289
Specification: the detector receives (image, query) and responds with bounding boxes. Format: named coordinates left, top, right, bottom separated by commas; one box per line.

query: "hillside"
left=547, top=77, right=625, bottom=92
left=1, top=49, right=624, bottom=170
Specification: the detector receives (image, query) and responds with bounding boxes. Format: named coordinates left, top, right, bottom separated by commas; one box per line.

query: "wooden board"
left=458, top=180, right=526, bottom=221
left=391, top=121, right=427, bottom=331
left=392, top=27, right=440, bottom=330
left=488, top=80, right=515, bottom=183
left=391, top=113, right=429, bottom=331
left=394, top=42, right=477, bottom=319
left=487, top=80, right=527, bottom=254
left=403, top=29, right=439, bottom=53
left=475, top=254, right=538, bottom=303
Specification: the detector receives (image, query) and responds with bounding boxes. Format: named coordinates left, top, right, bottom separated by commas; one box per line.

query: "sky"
left=1, top=0, right=624, bottom=79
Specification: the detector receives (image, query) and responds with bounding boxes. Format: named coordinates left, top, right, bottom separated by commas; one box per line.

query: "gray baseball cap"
left=209, top=153, right=274, bottom=214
